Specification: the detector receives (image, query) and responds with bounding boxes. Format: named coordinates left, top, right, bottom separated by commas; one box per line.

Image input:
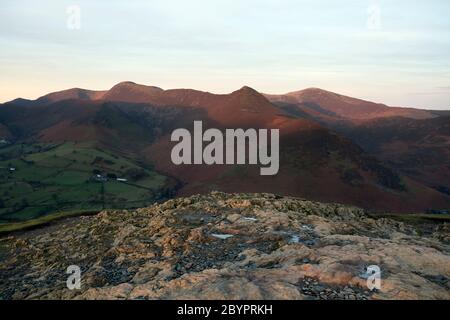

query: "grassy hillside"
left=0, top=142, right=175, bottom=223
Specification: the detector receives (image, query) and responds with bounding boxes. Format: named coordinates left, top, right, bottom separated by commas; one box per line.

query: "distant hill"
left=264, top=88, right=449, bottom=199
left=265, top=88, right=434, bottom=122
left=1, top=82, right=448, bottom=213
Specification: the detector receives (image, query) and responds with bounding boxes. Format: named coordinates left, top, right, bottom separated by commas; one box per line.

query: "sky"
left=0, top=0, right=449, bottom=109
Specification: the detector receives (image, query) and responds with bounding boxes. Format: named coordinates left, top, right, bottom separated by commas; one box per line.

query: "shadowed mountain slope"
left=1, top=82, right=448, bottom=213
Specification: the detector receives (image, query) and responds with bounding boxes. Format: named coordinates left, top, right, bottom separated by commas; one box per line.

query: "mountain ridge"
left=0, top=82, right=448, bottom=213
left=4, top=82, right=443, bottom=119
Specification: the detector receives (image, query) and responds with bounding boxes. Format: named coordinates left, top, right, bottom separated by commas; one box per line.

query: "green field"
left=0, top=142, right=174, bottom=224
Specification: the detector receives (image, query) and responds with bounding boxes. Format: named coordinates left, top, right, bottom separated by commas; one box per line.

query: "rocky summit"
left=0, top=192, right=449, bottom=300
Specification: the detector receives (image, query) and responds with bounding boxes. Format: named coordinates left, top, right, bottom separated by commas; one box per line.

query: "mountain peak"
left=109, top=81, right=163, bottom=91
left=288, top=87, right=339, bottom=97
left=265, top=87, right=434, bottom=121
left=103, top=82, right=164, bottom=103
left=240, top=85, right=256, bottom=91
left=37, top=87, right=107, bottom=104
left=230, top=86, right=261, bottom=97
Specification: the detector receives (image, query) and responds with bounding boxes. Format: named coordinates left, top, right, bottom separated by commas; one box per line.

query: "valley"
left=0, top=141, right=176, bottom=224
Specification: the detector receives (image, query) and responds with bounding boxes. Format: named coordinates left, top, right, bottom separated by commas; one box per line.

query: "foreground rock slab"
left=0, top=192, right=449, bottom=300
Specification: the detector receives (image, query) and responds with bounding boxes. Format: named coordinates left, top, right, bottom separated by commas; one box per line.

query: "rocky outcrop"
left=0, top=192, right=449, bottom=300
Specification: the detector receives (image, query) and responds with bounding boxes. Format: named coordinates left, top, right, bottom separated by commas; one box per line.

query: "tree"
left=21, top=198, right=29, bottom=208
left=107, top=173, right=117, bottom=179
left=125, top=168, right=148, bottom=181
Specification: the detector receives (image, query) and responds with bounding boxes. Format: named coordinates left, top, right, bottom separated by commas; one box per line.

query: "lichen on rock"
left=0, top=192, right=449, bottom=300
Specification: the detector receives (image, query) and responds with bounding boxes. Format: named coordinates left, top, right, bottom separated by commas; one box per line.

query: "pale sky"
left=1, top=0, right=449, bottom=109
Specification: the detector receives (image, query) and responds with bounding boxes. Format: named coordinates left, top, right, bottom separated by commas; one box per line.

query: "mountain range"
left=1, top=81, right=449, bottom=213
